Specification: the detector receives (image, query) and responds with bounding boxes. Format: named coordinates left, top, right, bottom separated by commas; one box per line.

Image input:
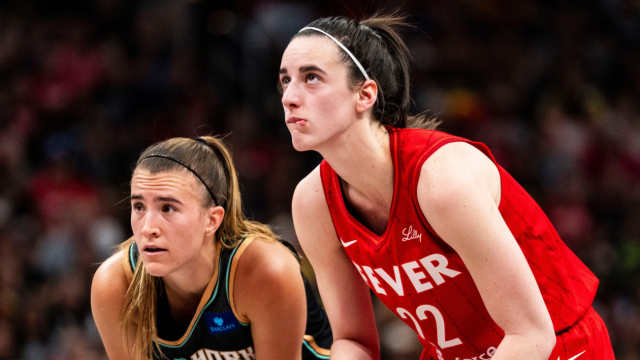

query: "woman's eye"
left=132, top=202, right=144, bottom=212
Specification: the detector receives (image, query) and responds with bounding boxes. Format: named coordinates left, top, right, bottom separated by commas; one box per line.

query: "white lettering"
left=191, top=347, right=255, bottom=360
left=401, top=225, right=422, bottom=242
left=396, top=304, right=464, bottom=353
left=351, top=253, right=461, bottom=296
left=191, top=350, right=207, bottom=360
left=396, top=307, right=425, bottom=339
left=352, top=262, right=369, bottom=284
left=401, top=261, right=433, bottom=292
left=416, top=304, right=462, bottom=348
left=205, top=349, right=223, bottom=360
left=238, top=347, right=255, bottom=360
left=487, top=347, right=496, bottom=357
left=454, top=346, right=497, bottom=360
left=420, top=254, right=461, bottom=285
left=374, top=266, right=404, bottom=296
left=362, top=266, right=387, bottom=295
left=220, top=351, right=240, bottom=360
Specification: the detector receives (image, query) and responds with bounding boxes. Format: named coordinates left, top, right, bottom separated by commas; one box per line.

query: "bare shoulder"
left=91, top=248, right=130, bottom=300
left=418, top=141, right=500, bottom=209
left=236, top=237, right=301, bottom=290
left=291, top=165, right=336, bottom=242
left=91, top=247, right=135, bottom=359
left=233, top=236, right=304, bottom=320
left=233, top=236, right=308, bottom=358
left=292, top=165, right=327, bottom=217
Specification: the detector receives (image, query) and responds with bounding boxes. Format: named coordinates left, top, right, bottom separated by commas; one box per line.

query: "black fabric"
left=128, top=239, right=332, bottom=359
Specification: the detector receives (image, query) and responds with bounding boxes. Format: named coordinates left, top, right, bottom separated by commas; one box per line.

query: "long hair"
left=294, top=12, right=440, bottom=129
left=120, top=136, right=278, bottom=360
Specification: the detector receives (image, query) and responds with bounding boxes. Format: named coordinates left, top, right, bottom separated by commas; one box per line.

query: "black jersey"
left=127, top=238, right=332, bottom=360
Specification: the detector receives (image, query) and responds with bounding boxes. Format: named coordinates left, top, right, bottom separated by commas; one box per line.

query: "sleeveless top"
left=125, top=237, right=332, bottom=360
left=319, top=127, right=598, bottom=359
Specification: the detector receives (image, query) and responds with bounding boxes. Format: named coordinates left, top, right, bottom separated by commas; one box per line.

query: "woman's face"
left=130, top=168, right=217, bottom=278
left=279, top=35, right=360, bottom=152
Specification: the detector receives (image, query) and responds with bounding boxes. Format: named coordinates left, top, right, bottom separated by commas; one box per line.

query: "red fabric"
left=549, top=307, right=615, bottom=360
left=319, top=127, right=603, bottom=358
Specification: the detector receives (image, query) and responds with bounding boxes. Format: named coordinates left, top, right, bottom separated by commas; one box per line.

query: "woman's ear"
left=205, top=206, right=225, bottom=236
left=355, top=79, right=378, bottom=113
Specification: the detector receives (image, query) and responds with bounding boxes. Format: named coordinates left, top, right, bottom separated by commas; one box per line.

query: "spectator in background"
left=0, top=1, right=638, bottom=358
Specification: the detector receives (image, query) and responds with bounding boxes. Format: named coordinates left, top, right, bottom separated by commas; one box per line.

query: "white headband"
left=298, top=26, right=370, bottom=81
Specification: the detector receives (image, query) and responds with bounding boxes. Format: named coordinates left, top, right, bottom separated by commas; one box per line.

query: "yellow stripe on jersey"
left=227, top=237, right=254, bottom=325
left=303, top=334, right=331, bottom=357
left=154, top=245, right=223, bottom=346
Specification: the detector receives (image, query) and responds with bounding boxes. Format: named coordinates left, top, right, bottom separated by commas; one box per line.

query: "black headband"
left=194, top=137, right=230, bottom=207
left=140, top=153, right=221, bottom=206
left=194, top=137, right=209, bottom=146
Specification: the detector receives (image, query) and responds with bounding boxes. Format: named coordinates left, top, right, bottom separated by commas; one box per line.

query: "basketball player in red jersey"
left=278, top=13, right=615, bottom=360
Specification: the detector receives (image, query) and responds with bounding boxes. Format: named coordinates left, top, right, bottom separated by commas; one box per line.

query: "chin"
left=290, top=132, right=324, bottom=152
left=144, top=263, right=170, bottom=277
left=291, top=141, right=313, bottom=152
left=290, top=137, right=313, bottom=152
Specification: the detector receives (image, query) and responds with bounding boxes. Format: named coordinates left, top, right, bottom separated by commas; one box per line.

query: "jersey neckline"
left=330, top=126, right=401, bottom=251
left=153, top=243, right=225, bottom=347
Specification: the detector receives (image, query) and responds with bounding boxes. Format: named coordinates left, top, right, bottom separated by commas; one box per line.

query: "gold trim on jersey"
left=303, top=335, right=331, bottom=356
left=228, top=237, right=254, bottom=324
left=154, top=244, right=223, bottom=346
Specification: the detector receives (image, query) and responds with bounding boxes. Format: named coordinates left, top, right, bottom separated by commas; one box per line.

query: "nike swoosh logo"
left=340, top=239, right=358, bottom=248
left=559, top=350, right=586, bottom=360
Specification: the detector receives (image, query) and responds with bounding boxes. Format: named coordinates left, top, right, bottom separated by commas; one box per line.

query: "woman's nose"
left=281, top=82, right=301, bottom=109
left=140, top=212, right=160, bottom=238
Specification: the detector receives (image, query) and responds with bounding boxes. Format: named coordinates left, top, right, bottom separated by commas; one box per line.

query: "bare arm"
left=91, top=250, right=135, bottom=360
left=292, top=167, right=380, bottom=360
left=417, top=142, right=556, bottom=359
left=233, top=237, right=307, bottom=360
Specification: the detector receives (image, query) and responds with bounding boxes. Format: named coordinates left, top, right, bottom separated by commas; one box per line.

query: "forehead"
left=280, top=35, right=344, bottom=70
left=131, top=168, right=202, bottom=198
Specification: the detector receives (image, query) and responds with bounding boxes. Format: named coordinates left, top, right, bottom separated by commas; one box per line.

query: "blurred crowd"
left=0, top=0, right=638, bottom=359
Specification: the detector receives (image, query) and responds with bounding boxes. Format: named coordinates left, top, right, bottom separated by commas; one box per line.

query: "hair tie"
left=194, top=137, right=208, bottom=146
left=360, top=24, right=382, bottom=40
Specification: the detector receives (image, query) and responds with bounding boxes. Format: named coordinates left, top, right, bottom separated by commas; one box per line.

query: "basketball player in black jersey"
left=91, top=136, right=332, bottom=360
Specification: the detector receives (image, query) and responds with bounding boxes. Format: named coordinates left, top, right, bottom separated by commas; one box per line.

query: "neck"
left=317, top=120, right=394, bottom=208
left=163, top=241, right=218, bottom=317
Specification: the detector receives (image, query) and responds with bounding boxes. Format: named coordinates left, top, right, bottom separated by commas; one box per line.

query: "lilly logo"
left=205, top=311, right=237, bottom=334
left=401, top=225, right=422, bottom=243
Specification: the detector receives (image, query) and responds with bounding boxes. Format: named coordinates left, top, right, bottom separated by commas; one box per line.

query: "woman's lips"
left=143, top=246, right=167, bottom=255
left=287, top=117, right=307, bottom=125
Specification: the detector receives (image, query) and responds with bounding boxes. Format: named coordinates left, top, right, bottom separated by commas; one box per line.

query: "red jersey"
left=319, top=127, right=599, bottom=359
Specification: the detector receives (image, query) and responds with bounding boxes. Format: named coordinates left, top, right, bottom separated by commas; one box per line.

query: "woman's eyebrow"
left=129, top=194, right=183, bottom=204
left=155, top=196, right=183, bottom=204
left=279, top=65, right=327, bottom=75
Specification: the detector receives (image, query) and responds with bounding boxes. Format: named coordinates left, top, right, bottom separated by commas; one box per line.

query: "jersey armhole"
left=409, top=137, right=463, bottom=239
left=303, top=335, right=331, bottom=359
left=410, top=136, right=502, bottom=240
left=121, top=242, right=135, bottom=283
left=227, top=237, right=255, bottom=325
